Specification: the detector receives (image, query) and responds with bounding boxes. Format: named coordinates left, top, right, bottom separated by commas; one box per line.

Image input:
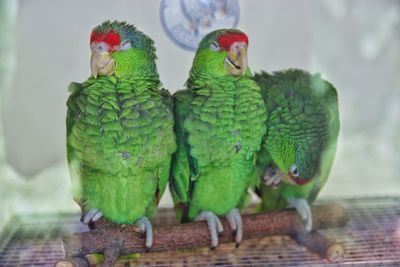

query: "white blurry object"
left=355, top=4, right=400, bottom=60
left=0, top=164, right=23, bottom=230
left=0, top=0, right=19, bottom=229
left=0, top=0, right=18, bottom=162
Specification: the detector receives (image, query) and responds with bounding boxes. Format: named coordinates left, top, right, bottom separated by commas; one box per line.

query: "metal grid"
left=0, top=196, right=399, bottom=266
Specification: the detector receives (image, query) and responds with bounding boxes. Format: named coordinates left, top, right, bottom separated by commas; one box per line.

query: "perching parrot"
left=170, top=29, right=266, bottom=248
left=66, top=21, right=176, bottom=249
left=253, top=69, right=340, bottom=231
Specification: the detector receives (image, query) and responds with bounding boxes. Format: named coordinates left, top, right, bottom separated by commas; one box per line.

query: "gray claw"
left=226, top=208, right=243, bottom=246
left=92, top=211, right=103, bottom=222
left=196, top=211, right=224, bottom=248
left=287, top=197, right=313, bottom=231
left=263, top=167, right=281, bottom=186
left=83, top=209, right=103, bottom=224
left=136, top=217, right=153, bottom=249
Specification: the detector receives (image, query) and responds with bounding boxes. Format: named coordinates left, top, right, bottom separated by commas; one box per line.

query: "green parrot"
left=66, top=21, right=176, bottom=249
left=170, top=29, right=266, bottom=248
left=253, top=69, right=340, bottom=231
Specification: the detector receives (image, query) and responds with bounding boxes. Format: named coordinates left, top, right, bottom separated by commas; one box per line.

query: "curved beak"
left=291, top=176, right=310, bottom=185
left=270, top=169, right=310, bottom=185
left=280, top=173, right=295, bottom=185
left=90, top=50, right=115, bottom=78
left=282, top=173, right=310, bottom=186
left=225, top=46, right=248, bottom=76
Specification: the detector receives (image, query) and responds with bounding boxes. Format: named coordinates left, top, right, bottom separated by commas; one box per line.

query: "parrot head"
left=89, top=20, right=157, bottom=78
left=189, top=29, right=250, bottom=78
left=268, top=139, right=322, bottom=186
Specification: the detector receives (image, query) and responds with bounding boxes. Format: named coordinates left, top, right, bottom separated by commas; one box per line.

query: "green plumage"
left=254, top=69, right=340, bottom=211
left=66, top=21, right=176, bottom=224
left=170, top=29, right=266, bottom=222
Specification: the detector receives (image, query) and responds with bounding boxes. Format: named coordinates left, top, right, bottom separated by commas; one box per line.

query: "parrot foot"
left=195, top=211, right=224, bottom=249
left=263, top=167, right=281, bottom=187
left=225, top=208, right=243, bottom=247
left=82, top=208, right=103, bottom=225
left=136, top=217, right=153, bottom=251
left=287, top=197, right=312, bottom=231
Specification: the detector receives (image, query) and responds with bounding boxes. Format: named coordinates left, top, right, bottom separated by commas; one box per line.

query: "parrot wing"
left=66, top=82, right=85, bottom=205
left=307, top=73, right=340, bottom=202
left=160, top=88, right=174, bottom=110
left=170, top=89, right=196, bottom=222
left=154, top=88, right=176, bottom=205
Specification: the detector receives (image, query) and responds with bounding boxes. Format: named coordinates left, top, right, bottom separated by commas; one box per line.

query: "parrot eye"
left=210, top=41, right=220, bottom=51
left=120, top=40, right=132, bottom=51
left=290, top=164, right=299, bottom=177
left=92, top=42, right=108, bottom=53
left=231, top=42, right=246, bottom=52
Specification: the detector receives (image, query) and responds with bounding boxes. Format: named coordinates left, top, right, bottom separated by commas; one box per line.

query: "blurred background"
left=0, top=0, right=399, bottom=231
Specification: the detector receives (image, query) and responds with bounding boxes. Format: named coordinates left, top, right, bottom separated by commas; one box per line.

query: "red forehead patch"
left=90, top=31, right=121, bottom=50
left=218, top=32, right=249, bottom=51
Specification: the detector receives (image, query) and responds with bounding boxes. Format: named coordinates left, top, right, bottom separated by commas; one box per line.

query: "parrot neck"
left=114, top=66, right=160, bottom=87
left=122, top=73, right=160, bottom=89
left=187, top=72, right=250, bottom=91
left=86, top=73, right=161, bottom=94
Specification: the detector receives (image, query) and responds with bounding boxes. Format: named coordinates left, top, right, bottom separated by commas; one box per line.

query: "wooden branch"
left=55, top=203, right=348, bottom=267
left=290, top=230, right=346, bottom=262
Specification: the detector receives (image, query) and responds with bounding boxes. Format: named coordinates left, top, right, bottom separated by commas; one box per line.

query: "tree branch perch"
left=55, top=203, right=348, bottom=267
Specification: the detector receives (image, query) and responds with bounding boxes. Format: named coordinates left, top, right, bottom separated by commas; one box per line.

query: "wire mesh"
left=0, top=196, right=399, bottom=266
